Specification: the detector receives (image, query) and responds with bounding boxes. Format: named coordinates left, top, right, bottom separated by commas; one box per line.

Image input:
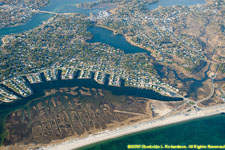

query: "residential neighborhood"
left=0, top=0, right=49, bottom=29
left=0, top=66, right=180, bottom=103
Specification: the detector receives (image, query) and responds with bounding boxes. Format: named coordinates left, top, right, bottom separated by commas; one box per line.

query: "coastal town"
left=0, top=67, right=179, bottom=103
left=0, top=0, right=224, bottom=115
left=94, top=0, right=225, bottom=71
left=0, top=12, right=181, bottom=103
left=0, top=0, right=225, bottom=149
left=0, top=0, right=49, bottom=29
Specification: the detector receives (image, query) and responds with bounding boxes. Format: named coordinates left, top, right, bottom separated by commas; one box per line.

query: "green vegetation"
left=189, top=101, right=195, bottom=105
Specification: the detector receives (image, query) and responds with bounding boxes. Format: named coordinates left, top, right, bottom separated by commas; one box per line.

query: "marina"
left=0, top=68, right=182, bottom=103
left=1, top=0, right=225, bottom=150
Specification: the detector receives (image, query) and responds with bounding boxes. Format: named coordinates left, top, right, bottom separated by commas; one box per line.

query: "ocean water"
left=0, top=0, right=214, bottom=148
left=79, top=114, right=225, bottom=150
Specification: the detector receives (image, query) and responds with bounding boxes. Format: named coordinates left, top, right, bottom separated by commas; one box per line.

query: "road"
left=197, top=72, right=217, bottom=104
left=31, top=9, right=77, bottom=16
left=197, top=80, right=215, bottom=103
left=31, top=9, right=58, bottom=15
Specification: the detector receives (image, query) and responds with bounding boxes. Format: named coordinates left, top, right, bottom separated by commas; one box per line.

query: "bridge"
left=31, top=9, right=58, bottom=15
left=31, top=10, right=77, bottom=16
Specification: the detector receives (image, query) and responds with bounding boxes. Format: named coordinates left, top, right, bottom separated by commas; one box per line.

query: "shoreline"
left=40, top=104, right=225, bottom=150
left=95, top=24, right=151, bottom=52
left=93, top=24, right=200, bottom=79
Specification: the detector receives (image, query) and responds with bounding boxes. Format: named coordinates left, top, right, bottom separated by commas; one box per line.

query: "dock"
left=43, top=69, right=58, bottom=81
left=108, top=74, right=121, bottom=87
left=78, top=70, right=91, bottom=79
left=61, top=68, right=76, bottom=80
left=94, top=71, right=106, bottom=84
left=2, top=77, right=33, bottom=97
left=26, top=73, right=42, bottom=84
left=0, top=86, right=19, bottom=102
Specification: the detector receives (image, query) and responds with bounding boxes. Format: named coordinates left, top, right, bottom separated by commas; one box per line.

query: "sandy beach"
left=40, top=104, right=225, bottom=150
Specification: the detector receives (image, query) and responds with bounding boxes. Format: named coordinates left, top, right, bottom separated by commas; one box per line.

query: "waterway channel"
left=0, top=71, right=182, bottom=144
left=0, top=0, right=210, bottom=146
left=0, top=0, right=100, bottom=45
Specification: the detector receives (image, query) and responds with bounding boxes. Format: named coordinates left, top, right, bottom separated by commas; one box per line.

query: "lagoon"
left=88, top=26, right=151, bottom=55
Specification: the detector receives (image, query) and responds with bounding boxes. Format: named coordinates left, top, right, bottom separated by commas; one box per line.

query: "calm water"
left=88, top=26, right=151, bottom=55
left=0, top=0, right=206, bottom=45
left=43, top=0, right=103, bottom=14
left=0, top=71, right=182, bottom=143
left=0, top=13, right=53, bottom=39
left=88, top=26, right=209, bottom=98
left=0, top=72, right=182, bottom=111
left=79, top=114, right=225, bottom=150
left=0, top=0, right=217, bottom=147
left=0, top=0, right=99, bottom=45
left=147, top=0, right=206, bottom=10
